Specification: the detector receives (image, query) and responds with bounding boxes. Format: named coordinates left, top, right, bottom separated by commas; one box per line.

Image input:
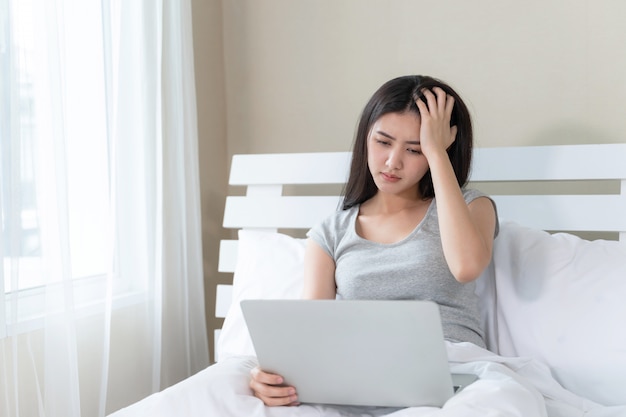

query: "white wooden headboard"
left=214, top=144, right=626, bottom=358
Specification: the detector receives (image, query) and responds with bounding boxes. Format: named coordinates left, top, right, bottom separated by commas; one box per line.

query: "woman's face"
left=366, top=111, right=430, bottom=199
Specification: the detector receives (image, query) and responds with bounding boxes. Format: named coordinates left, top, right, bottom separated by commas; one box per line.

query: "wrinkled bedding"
left=109, top=342, right=626, bottom=417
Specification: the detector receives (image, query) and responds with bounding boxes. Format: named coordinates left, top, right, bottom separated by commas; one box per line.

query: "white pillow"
left=492, top=221, right=626, bottom=406
left=217, top=230, right=306, bottom=361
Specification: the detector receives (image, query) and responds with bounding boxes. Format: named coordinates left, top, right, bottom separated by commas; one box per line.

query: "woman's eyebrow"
left=375, top=130, right=420, bottom=145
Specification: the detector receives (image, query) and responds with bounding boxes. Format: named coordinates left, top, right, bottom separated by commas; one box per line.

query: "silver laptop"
left=240, top=299, right=477, bottom=408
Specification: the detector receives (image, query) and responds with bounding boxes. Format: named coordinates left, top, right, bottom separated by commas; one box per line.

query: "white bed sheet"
left=108, top=342, right=626, bottom=417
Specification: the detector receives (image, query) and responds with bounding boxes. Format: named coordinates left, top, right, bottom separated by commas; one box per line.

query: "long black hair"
left=342, top=75, right=473, bottom=210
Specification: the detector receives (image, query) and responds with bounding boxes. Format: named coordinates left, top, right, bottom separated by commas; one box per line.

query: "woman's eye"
left=408, top=148, right=422, bottom=155
left=376, top=139, right=390, bottom=146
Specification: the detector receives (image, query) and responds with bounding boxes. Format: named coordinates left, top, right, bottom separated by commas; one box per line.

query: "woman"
left=110, top=76, right=585, bottom=417
left=250, top=75, right=498, bottom=407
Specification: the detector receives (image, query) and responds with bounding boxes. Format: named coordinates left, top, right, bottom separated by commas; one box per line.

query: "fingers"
left=249, top=367, right=299, bottom=407
left=435, top=87, right=447, bottom=113
left=250, top=366, right=284, bottom=385
left=415, top=94, right=429, bottom=115
left=415, top=87, right=457, bottom=153
left=444, top=91, right=455, bottom=118
left=418, top=87, right=454, bottom=119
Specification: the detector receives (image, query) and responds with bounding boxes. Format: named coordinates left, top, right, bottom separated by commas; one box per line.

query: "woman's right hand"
left=249, top=366, right=300, bottom=406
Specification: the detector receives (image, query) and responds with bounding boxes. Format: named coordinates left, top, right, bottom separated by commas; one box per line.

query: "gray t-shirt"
left=307, top=188, right=498, bottom=348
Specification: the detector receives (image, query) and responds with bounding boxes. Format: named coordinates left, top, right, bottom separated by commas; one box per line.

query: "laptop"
left=240, top=299, right=477, bottom=408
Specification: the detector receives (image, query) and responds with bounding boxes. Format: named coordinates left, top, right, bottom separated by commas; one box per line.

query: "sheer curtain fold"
left=0, top=0, right=209, bottom=416
left=160, top=0, right=208, bottom=386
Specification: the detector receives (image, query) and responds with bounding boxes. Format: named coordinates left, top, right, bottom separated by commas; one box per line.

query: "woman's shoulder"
left=307, top=205, right=359, bottom=257
left=308, top=205, right=358, bottom=240
left=462, top=187, right=499, bottom=236
left=462, top=187, right=491, bottom=203
left=317, top=205, right=358, bottom=232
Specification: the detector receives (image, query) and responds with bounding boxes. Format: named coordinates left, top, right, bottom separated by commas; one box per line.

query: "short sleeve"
left=306, top=206, right=356, bottom=259
left=462, top=188, right=499, bottom=238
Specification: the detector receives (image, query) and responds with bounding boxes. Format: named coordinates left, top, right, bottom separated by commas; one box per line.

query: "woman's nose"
left=385, top=150, right=402, bottom=170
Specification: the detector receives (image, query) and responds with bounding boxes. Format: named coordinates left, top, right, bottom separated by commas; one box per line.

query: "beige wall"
left=220, top=0, right=626, bottom=154
left=192, top=0, right=229, bottom=363
left=194, top=1, right=626, bottom=362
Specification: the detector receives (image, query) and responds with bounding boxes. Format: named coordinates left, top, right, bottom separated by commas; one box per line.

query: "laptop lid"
left=241, top=299, right=461, bottom=407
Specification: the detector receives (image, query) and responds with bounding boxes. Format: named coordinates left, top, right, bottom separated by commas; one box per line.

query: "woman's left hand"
left=415, top=87, right=458, bottom=159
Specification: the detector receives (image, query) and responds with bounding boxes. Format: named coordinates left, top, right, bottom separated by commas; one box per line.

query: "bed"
left=109, top=144, right=626, bottom=417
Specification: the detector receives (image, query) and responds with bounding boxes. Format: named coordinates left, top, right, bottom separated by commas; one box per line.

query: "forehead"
left=369, top=111, right=421, bottom=136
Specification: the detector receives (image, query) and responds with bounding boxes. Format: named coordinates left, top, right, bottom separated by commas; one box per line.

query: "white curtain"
left=0, top=0, right=209, bottom=416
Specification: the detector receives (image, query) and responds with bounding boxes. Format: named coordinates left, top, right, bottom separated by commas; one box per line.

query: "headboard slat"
left=223, top=196, right=343, bottom=229
left=218, top=240, right=238, bottom=273
left=223, top=194, right=626, bottom=232
left=215, top=284, right=233, bottom=318
left=226, top=145, right=626, bottom=185
left=471, top=144, right=626, bottom=181
left=229, top=152, right=351, bottom=185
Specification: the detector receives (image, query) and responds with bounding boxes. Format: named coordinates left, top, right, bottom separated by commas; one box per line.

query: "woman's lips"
left=381, top=172, right=400, bottom=182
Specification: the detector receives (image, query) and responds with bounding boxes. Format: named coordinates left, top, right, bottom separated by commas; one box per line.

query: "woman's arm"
left=249, top=238, right=336, bottom=406
left=417, top=88, right=497, bottom=283
left=301, top=239, right=337, bottom=299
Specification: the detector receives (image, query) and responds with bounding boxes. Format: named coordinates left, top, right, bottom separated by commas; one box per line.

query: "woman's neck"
left=361, top=191, right=429, bottom=216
